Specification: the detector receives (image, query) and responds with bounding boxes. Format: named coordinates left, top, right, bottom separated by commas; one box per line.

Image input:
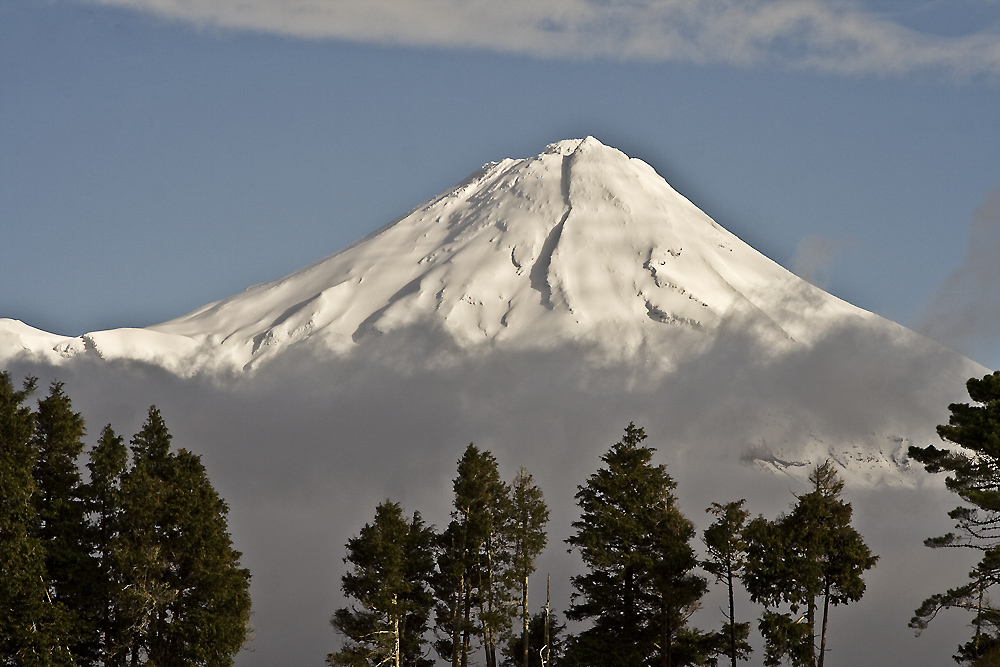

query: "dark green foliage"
left=909, top=371, right=1000, bottom=663
left=565, top=422, right=709, bottom=667
left=508, top=467, right=549, bottom=667
left=116, top=406, right=252, bottom=666
left=501, top=610, right=565, bottom=667
left=743, top=462, right=877, bottom=667
left=84, top=424, right=130, bottom=667
left=32, top=382, right=96, bottom=661
left=2, top=374, right=251, bottom=667
left=433, top=444, right=512, bottom=667
left=703, top=500, right=752, bottom=667
left=330, top=501, right=436, bottom=667
left=0, top=372, right=75, bottom=666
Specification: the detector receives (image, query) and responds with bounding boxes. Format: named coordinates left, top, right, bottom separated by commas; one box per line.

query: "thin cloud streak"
left=919, top=183, right=1000, bottom=369
left=81, top=0, right=1000, bottom=76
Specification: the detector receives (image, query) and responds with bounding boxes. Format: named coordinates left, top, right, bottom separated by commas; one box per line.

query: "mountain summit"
left=2, top=138, right=987, bottom=667
left=2, top=137, right=881, bottom=373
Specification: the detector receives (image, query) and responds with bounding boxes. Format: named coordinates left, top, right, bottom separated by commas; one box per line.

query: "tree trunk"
left=451, top=573, right=462, bottom=667
left=727, top=561, right=736, bottom=667
left=522, top=574, right=529, bottom=667
left=807, top=595, right=816, bottom=667
left=393, top=594, right=401, bottom=667
left=818, top=581, right=830, bottom=667
left=461, top=574, right=472, bottom=667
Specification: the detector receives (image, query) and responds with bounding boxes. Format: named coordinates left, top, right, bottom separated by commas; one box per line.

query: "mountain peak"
left=3, top=139, right=873, bottom=372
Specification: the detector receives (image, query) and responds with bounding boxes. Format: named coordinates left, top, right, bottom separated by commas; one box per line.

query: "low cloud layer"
left=919, top=183, right=1000, bottom=369
left=5, top=314, right=984, bottom=666
left=83, top=0, right=1000, bottom=76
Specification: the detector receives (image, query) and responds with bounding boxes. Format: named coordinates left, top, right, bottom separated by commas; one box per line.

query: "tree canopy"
left=910, top=371, right=1000, bottom=663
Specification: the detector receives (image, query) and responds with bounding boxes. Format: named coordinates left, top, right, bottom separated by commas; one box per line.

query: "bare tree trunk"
left=521, top=574, right=529, bottom=667
left=451, top=573, right=462, bottom=667
left=542, top=576, right=550, bottom=667
left=818, top=582, right=830, bottom=667
left=461, top=575, right=472, bottom=667
left=393, top=594, right=400, bottom=667
left=727, top=560, right=736, bottom=667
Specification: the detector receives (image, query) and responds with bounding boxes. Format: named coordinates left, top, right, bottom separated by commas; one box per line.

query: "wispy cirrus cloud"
left=81, top=0, right=1000, bottom=76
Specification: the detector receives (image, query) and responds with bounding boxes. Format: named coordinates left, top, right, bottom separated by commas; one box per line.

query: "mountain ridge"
left=2, top=137, right=886, bottom=375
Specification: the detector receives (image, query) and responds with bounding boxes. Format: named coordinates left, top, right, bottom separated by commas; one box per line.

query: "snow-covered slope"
left=2, top=137, right=881, bottom=373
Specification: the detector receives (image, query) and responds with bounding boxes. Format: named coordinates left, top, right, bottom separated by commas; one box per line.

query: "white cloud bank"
left=82, top=0, right=1000, bottom=76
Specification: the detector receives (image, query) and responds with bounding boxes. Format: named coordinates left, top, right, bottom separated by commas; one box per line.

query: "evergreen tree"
left=31, top=381, right=95, bottom=662
left=433, top=444, right=511, bottom=667
left=743, top=461, right=878, bottom=667
left=84, top=424, right=130, bottom=667
left=0, top=372, right=74, bottom=666
left=565, top=423, right=709, bottom=667
left=501, top=610, right=565, bottom=667
left=400, top=512, right=437, bottom=667
left=703, top=500, right=752, bottom=667
left=507, top=468, right=549, bottom=667
left=330, top=501, right=436, bottom=667
left=909, top=371, right=1000, bottom=662
left=116, top=406, right=252, bottom=666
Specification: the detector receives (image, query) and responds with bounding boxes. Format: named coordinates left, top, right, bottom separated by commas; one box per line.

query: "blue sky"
left=2, top=0, right=999, bottom=367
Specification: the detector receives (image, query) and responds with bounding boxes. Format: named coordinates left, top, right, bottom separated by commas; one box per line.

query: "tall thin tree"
left=703, top=500, right=752, bottom=667
left=909, top=371, right=1000, bottom=662
left=508, top=467, right=549, bottom=667
left=743, top=462, right=878, bottom=667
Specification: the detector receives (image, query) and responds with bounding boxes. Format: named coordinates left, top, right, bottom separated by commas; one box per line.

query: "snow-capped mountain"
left=2, top=137, right=895, bottom=374
left=3, top=138, right=986, bottom=667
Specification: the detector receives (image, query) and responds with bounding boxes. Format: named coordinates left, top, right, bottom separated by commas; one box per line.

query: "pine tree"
left=116, top=406, right=252, bottom=666
left=703, top=500, right=752, bottom=667
left=0, top=372, right=74, bottom=666
left=507, top=468, right=549, bottom=667
left=84, top=424, right=130, bottom=667
left=31, top=381, right=95, bottom=662
left=565, top=423, right=709, bottom=667
left=743, top=461, right=878, bottom=667
left=433, top=444, right=511, bottom=667
left=330, top=501, right=435, bottom=667
left=501, top=610, right=565, bottom=667
left=909, top=371, right=1000, bottom=662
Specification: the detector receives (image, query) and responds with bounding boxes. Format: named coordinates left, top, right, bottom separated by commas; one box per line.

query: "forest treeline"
left=329, top=424, right=879, bottom=667
left=6, top=369, right=1000, bottom=666
left=0, top=372, right=251, bottom=667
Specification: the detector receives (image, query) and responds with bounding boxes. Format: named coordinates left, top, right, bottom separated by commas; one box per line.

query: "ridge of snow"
left=0, top=137, right=935, bottom=381
left=118, top=136, right=871, bottom=371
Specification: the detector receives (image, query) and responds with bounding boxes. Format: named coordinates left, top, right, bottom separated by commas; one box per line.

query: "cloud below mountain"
left=83, top=0, right=1000, bottom=76
left=4, top=310, right=981, bottom=666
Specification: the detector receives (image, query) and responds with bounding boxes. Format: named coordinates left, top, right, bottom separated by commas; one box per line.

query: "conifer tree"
left=116, top=406, right=252, bottom=666
left=501, top=610, right=565, bottom=667
left=433, top=444, right=511, bottom=667
left=508, top=468, right=549, bottom=667
left=703, top=500, right=752, bottom=667
left=84, top=424, right=130, bottom=667
left=330, top=501, right=436, bottom=667
left=31, top=381, right=95, bottom=661
left=909, top=371, right=1000, bottom=662
left=0, top=372, right=74, bottom=666
left=743, top=461, right=877, bottom=667
left=565, top=423, right=709, bottom=667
